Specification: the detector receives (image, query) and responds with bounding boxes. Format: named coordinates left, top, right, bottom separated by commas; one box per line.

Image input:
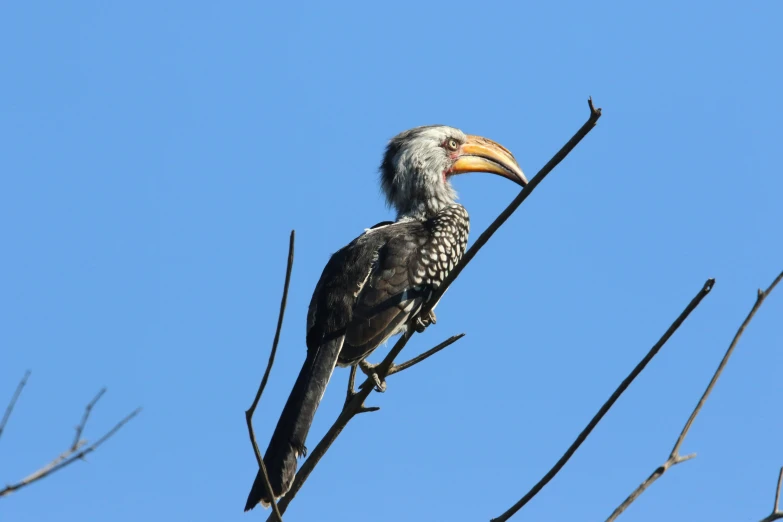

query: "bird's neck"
left=395, top=181, right=457, bottom=221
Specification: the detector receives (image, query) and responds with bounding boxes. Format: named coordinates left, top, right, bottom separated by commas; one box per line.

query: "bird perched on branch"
left=245, top=125, right=527, bottom=511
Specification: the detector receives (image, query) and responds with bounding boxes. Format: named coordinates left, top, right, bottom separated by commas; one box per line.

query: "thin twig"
left=72, top=388, right=106, bottom=451
left=491, top=278, right=715, bottom=522
left=760, top=467, right=783, bottom=522
left=0, top=404, right=141, bottom=498
left=245, top=230, right=295, bottom=522
left=606, top=270, right=782, bottom=521
left=267, top=98, right=603, bottom=520
left=0, top=370, right=31, bottom=443
left=387, top=334, right=466, bottom=376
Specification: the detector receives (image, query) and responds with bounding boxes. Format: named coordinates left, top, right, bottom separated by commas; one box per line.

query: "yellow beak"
left=449, top=135, right=527, bottom=187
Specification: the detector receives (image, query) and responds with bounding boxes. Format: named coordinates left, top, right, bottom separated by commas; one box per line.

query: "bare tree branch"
left=245, top=230, right=295, bottom=522
left=760, top=467, right=783, bottom=522
left=267, top=97, right=603, bottom=520
left=387, top=333, right=466, bottom=376
left=0, top=390, right=141, bottom=499
left=0, top=370, right=31, bottom=444
left=606, top=270, right=783, bottom=521
left=72, top=388, right=105, bottom=451
left=491, top=278, right=715, bottom=522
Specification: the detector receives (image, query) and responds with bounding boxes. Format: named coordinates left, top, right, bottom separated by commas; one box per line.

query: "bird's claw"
left=371, top=372, right=386, bottom=393
left=414, top=310, right=437, bottom=333
left=359, top=360, right=387, bottom=393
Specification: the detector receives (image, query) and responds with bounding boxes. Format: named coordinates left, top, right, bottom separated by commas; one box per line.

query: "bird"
left=245, top=125, right=527, bottom=511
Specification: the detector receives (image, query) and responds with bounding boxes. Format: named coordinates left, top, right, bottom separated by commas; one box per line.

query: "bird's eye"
left=446, top=138, right=459, bottom=151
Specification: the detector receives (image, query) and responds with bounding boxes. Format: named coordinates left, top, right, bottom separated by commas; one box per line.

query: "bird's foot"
left=414, top=310, right=437, bottom=333
left=359, top=360, right=387, bottom=393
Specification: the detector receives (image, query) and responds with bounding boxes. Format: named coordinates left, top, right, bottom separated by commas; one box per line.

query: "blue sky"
left=2, top=2, right=781, bottom=521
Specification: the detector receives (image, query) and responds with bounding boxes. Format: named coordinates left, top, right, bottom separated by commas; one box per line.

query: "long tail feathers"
left=244, top=337, right=343, bottom=511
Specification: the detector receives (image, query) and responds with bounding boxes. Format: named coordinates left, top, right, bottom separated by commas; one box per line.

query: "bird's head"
left=380, top=125, right=527, bottom=219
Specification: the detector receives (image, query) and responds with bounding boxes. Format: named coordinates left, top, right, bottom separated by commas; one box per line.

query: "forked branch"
left=0, top=383, right=140, bottom=499
left=606, top=270, right=783, bottom=521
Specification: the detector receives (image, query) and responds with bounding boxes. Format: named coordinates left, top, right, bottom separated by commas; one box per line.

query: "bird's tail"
left=244, top=337, right=343, bottom=511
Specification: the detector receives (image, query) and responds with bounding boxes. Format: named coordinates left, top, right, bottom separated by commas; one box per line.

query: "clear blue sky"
left=2, top=2, right=781, bottom=521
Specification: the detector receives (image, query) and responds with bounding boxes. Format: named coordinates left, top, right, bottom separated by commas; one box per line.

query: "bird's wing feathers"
left=306, top=221, right=430, bottom=364
left=343, top=223, right=433, bottom=363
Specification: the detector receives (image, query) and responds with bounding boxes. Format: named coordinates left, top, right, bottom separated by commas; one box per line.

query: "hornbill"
left=245, top=125, right=526, bottom=511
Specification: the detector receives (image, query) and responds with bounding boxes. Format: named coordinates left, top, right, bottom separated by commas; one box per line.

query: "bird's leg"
left=344, top=364, right=381, bottom=413
left=343, top=364, right=380, bottom=413
left=358, top=360, right=387, bottom=393
left=414, top=309, right=437, bottom=333
left=344, top=364, right=358, bottom=407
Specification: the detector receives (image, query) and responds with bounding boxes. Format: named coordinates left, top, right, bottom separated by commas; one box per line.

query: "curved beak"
left=449, top=135, right=527, bottom=187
